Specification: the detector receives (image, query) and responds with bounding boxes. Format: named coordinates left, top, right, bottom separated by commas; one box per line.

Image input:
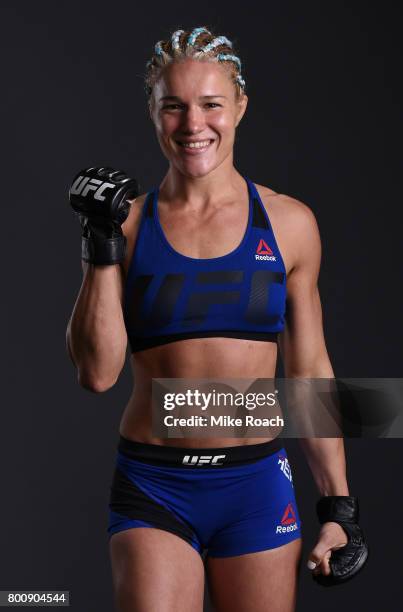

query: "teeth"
left=181, top=140, right=211, bottom=149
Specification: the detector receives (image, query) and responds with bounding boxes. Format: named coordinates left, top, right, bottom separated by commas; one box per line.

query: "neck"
left=159, top=162, right=246, bottom=207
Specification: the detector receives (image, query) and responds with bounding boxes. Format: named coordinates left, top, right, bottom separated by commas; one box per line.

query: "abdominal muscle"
left=119, top=335, right=280, bottom=448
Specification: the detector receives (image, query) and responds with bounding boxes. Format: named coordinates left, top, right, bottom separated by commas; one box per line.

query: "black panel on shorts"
left=109, top=467, right=198, bottom=548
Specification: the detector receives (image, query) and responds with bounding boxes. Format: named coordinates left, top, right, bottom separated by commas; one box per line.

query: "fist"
left=308, top=521, right=348, bottom=577
left=68, top=166, right=139, bottom=265
left=69, top=166, right=139, bottom=224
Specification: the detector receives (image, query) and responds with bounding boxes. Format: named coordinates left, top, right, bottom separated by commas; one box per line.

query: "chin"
left=181, top=168, right=211, bottom=179
left=175, top=159, right=223, bottom=179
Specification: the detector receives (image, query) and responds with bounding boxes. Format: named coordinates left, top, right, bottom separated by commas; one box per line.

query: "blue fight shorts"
left=108, top=436, right=302, bottom=558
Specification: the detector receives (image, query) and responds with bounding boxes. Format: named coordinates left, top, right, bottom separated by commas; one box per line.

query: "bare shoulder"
left=255, top=183, right=317, bottom=228
left=120, top=191, right=149, bottom=277
left=253, top=182, right=321, bottom=273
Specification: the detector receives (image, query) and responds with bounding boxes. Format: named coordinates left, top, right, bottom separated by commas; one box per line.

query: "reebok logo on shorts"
left=275, top=503, right=298, bottom=534
left=278, top=453, right=293, bottom=483
left=255, top=238, right=276, bottom=261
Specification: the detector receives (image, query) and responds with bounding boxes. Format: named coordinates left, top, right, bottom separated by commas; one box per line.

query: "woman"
left=67, top=26, right=361, bottom=612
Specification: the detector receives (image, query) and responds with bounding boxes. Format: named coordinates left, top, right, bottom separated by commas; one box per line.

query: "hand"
left=308, top=496, right=369, bottom=586
left=307, top=521, right=348, bottom=578
left=69, top=167, right=139, bottom=265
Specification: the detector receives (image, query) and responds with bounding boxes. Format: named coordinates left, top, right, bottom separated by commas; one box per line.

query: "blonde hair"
left=144, top=26, right=246, bottom=102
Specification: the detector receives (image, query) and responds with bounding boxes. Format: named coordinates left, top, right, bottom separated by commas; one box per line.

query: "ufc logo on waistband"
left=182, top=454, right=226, bottom=466
left=70, top=175, right=116, bottom=201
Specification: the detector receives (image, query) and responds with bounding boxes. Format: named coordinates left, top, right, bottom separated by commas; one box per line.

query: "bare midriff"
left=119, top=335, right=280, bottom=448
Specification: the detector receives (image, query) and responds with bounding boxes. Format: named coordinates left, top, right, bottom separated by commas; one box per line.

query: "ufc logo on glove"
left=70, top=175, right=116, bottom=201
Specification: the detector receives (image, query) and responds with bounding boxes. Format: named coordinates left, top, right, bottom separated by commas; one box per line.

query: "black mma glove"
left=69, top=166, right=139, bottom=265
left=312, top=496, right=369, bottom=586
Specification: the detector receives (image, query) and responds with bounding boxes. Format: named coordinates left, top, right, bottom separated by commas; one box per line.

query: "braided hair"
left=144, top=26, right=246, bottom=102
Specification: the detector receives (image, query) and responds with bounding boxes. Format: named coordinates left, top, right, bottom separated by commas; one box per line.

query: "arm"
left=278, top=199, right=370, bottom=585
left=66, top=260, right=127, bottom=393
left=66, top=189, right=144, bottom=392
left=278, top=199, right=349, bottom=496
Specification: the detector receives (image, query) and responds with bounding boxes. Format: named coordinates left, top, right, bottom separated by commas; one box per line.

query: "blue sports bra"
left=123, top=176, right=287, bottom=353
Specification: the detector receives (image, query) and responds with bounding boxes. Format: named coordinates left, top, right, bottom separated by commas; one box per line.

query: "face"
left=149, top=59, right=248, bottom=178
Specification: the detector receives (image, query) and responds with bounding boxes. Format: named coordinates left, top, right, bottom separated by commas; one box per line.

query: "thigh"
left=110, top=527, right=205, bottom=612
left=206, top=537, right=302, bottom=612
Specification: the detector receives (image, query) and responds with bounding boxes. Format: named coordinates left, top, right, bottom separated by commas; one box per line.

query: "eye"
left=205, top=102, right=221, bottom=108
left=162, top=104, right=182, bottom=110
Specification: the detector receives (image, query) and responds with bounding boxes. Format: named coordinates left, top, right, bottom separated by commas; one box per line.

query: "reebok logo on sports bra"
left=123, top=176, right=287, bottom=353
left=255, top=238, right=276, bottom=261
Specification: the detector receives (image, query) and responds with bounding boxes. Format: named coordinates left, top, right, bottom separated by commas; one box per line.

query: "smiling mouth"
left=176, top=139, right=215, bottom=149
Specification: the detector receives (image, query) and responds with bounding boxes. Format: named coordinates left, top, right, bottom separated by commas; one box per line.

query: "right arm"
left=66, top=260, right=127, bottom=392
left=66, top=192, right=144, bottom=392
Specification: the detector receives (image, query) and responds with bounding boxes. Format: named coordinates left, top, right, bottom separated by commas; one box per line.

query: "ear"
left=235, top=94, right=248, bottom=128
left=148, top=100, right=154, bottom=121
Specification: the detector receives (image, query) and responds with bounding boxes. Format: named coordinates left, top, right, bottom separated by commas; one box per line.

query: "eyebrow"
left=159, top=95, right=227, bottom=102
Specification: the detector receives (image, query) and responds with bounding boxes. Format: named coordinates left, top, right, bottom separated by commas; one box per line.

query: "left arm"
left=277, top=197, right=371, bottom=582
left=278, top=198, right=349, bottom=496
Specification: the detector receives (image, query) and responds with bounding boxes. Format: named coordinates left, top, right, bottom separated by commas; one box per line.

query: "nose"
left=180, top=104, right=205, bottom=134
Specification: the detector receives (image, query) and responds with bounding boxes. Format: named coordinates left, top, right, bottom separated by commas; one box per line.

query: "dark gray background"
left=2, top=1, right=402, bottom=610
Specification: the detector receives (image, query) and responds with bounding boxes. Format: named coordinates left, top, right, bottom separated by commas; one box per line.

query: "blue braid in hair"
left=216, top=53, right=245, bottom=90
left=171, top=30, right=184, bottom=51
left=187, top=27, right=211, bottom=47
